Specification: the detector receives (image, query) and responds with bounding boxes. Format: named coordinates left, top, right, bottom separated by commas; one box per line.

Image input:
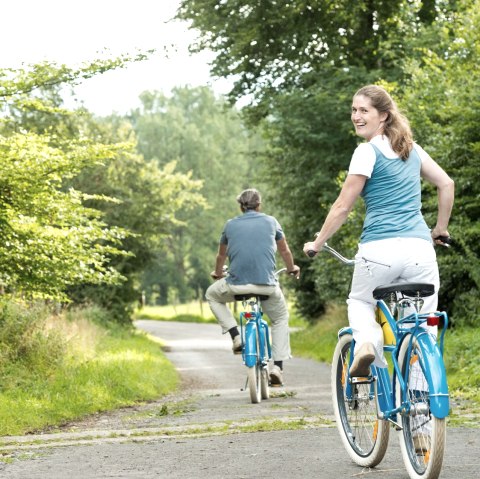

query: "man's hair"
left=236, top=188, right=261, bottom=211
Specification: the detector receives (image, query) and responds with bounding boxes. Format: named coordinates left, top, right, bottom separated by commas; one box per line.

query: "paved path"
left=0, top=320, right=478, bottom=478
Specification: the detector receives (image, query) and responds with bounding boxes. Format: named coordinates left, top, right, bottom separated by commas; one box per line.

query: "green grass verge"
left=134, top=302, right=216, bottom=323
left=291, top=304, right=480, bottom=427
left=135, top=300, right=308, bottom=329
left=0, top=316, right=178, bottom=436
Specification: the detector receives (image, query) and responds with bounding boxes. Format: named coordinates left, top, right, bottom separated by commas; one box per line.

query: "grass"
left=134, top=301, right=216, bottom=323
left=0, top=306, right=179, bottom=436
left=291, top=304, right=480, bottom=427
left=135, top=300, right=308, bottom=329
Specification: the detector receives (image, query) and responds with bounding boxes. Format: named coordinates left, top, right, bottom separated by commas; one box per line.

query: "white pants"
left=205, top=278, right=291, bottom=361
left=347, top=237, right=439, bottom=367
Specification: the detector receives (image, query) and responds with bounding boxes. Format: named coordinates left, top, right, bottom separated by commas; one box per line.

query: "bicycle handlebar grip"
left=434, top=235, right=453, bottom=246
left=307, top=250, right=317, bottom=258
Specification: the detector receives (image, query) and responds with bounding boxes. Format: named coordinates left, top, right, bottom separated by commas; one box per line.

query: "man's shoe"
left=413, top=435, right=431, bottom=454
left=349, top=342, right=375, bottom=377
left=269, top=365, right=283, bottom=386
left=232, top=335, right=243, bottom=354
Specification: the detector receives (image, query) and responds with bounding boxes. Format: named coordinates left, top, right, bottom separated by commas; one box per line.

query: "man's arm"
left=277, top=237, right=300, bottom=278
left=211, top=243, right=228, bottom=279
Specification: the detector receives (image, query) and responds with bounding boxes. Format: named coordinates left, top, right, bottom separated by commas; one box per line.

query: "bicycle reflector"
left=244, top=313, right=253, bottom=318
left=427, top=314, right=439, bottom=326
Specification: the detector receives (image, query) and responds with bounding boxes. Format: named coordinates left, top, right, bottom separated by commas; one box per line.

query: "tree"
left=0, top=58, right=206, bottom=322
left=129, top=86, right=258, bottom=304
left=401, top=0, right=480, bottom=326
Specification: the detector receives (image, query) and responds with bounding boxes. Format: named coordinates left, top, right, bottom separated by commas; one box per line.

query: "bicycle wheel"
left=247, top=363, right=261, bottom=403
left=396, top=334, right=446, bottom=479
left=260, top=367, right=270, bottom=399
left=331, top=333, right=389, bottom=467
left=247, top=328, right=262, bottom=404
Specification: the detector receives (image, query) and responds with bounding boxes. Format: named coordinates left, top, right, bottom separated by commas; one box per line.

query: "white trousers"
left=205, top=278, right=291, bottom=361
left=347, top=237, right=439, bottom=367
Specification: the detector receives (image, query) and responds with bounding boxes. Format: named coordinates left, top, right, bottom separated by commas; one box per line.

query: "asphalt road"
left=1, top=320, right=479, bottom=478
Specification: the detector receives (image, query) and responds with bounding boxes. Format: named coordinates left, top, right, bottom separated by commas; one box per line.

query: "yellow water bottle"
left=376, top=308, right=396, bottom=346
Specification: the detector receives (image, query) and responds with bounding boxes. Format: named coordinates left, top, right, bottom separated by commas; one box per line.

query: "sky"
left=1, top=0, right=233, bottom=115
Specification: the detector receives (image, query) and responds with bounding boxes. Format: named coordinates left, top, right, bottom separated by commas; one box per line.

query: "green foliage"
left=129, top=87, right=259, bottom=304
left=177, top=0, right=437, bottom=107
left=0, top=59, right=141, bottom=300
left=401, top=0, right=480, bottom=326
left=260, top=70, right=371, bottom=318
left=0, top=57, right=208, bottom=320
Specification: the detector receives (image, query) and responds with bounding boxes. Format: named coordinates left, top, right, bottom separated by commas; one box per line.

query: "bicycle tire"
left=247, top=329, right=262, bottom=403
left=331, top=333, right=389, bottom=467
left=260, top=368, right=270, bottom=399
left=396, top=334, right=446, bottom=479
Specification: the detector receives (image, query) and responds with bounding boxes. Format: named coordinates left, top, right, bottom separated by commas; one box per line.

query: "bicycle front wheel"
left=331, top=333, right=389, bottom=467
left=396, top=334, right=446, bottom=479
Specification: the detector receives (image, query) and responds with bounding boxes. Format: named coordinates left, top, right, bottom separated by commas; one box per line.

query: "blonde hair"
left=354, top=85, right=413, bottom=161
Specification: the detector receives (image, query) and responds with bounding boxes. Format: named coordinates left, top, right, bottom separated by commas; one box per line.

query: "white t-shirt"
left=348, top=135, right=432, bottom=178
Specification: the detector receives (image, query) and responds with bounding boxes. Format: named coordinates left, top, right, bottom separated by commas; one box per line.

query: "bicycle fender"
left=338, top=326, right=353, bottom=338
left=244, top=322, right=258, bottom=368
left=415, top=332, right=449, bottom=418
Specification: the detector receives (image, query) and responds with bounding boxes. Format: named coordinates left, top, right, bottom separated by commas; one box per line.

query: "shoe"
left=232, top=335, right=243, bottom=354
left=413, top=435, right=431, bottom=454
left=349, top=342, right=375, bottom=377
left=269, top=365, right=284, bottom=386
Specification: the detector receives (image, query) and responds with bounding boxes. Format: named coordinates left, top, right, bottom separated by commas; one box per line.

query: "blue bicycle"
left=236, top=268, right=287, bottom=403
left=317, top=244, right=449, bottom=479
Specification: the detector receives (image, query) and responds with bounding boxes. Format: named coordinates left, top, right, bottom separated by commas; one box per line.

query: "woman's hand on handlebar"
left=431, top=228, right=452, bottom=248
left=303, top=241, right=320, bottom=258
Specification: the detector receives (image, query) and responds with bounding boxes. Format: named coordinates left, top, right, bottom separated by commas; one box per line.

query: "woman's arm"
left=303, top=174, right=367, bottom=255
left=421, top=156, right=455, bottom=241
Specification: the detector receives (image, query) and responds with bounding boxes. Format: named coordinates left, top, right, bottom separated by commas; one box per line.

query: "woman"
left=303, top=85, right=454, bottom=377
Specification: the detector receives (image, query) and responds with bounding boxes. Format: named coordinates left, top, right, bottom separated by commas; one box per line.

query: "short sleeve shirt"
left=220, top=210, right=284, bottom=285
left=348, top=136, right=432, bottom=244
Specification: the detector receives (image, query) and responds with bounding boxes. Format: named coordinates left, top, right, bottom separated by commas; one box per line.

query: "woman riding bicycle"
left=303, top=85, right=454, bottom=378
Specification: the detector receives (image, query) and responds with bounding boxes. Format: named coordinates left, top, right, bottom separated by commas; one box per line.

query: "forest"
left=1, top=0, right=479, bottom=328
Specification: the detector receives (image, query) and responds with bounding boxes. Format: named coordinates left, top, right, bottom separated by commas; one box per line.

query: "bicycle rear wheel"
left=396, top=334, right=446, bottom=479
left=247, top=364, right=261, bottom=403
left=331, top=333, right=389, bottom=467
left=260, top=367, right=269, bottom=399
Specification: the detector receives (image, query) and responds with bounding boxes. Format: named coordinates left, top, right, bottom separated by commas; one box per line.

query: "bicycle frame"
left=338, top=288, right=450, bottom=424
left=239, top=298, right=271, bottom=368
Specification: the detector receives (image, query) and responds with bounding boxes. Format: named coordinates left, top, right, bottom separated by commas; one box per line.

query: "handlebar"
left=307, top=243, right=356, bottom=265
left=308, top=236, right=453, bottom=260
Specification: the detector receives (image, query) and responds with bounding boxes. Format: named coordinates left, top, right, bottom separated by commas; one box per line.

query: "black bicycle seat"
left=234, top=294, right=270, bottom=301
left=373, top=282, right=435, bottom=300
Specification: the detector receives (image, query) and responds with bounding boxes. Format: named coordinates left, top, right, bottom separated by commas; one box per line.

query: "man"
left=206, top=188, right=300, bottom=386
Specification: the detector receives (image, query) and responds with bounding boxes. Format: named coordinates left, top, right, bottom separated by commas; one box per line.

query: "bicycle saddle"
left=373, top=282, right=435, bottom=300
left=234, top=294, right=270, bottom=301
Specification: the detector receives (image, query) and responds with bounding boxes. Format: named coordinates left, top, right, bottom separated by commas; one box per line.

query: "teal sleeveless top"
left=360, top=144, right=431, bottom=244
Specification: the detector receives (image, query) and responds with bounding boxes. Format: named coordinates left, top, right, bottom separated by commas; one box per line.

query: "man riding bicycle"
left=206, top=188, right=300, bottom=386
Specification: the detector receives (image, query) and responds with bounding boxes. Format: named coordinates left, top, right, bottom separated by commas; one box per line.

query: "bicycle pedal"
left=349, top=376, right=374, bottom=385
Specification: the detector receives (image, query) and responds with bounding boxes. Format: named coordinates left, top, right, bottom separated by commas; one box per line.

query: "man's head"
left=236, top=188, right=261, bottom=212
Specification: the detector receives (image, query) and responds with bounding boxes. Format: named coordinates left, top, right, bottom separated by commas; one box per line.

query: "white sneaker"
left=232, top=335, right=243, bottom=354
left=349, top=342, right=375, bottom=377
left=269, top=365, right=284, bottom=386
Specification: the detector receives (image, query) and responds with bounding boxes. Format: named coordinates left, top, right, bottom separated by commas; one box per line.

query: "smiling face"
left=351, top=94, right=388, bottom=141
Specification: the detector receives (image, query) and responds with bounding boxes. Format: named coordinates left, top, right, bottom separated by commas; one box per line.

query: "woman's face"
left=351, top=94, right=387, bottom=141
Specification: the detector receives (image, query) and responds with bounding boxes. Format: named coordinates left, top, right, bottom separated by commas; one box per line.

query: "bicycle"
left=235, top=268, right=287, bottom=404
left=308, top=243, right=449, bottom=479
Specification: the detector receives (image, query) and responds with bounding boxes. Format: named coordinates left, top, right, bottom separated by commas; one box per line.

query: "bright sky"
left=1, top=0, right=233, bottom=115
